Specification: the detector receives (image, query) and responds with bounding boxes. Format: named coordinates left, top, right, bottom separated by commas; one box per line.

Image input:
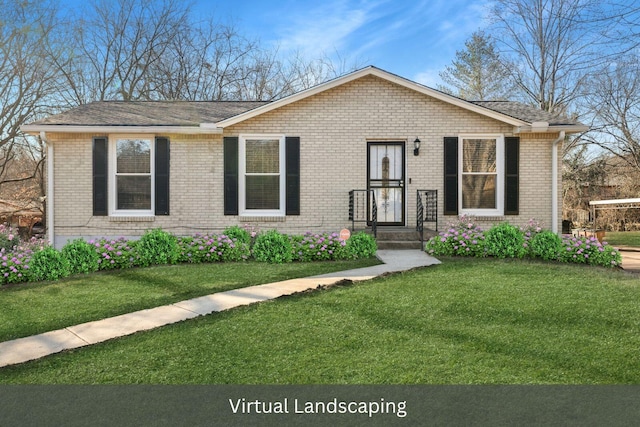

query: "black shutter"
left=224, top=136, right=239, bottom=215
left=504, top=136, right=520, bottom=215
left=444, top=137, right=458, bottom=215
left=155, top=137, right=170, bottom=215
left=285, top=136, right=300, bottom=215
left=93, top=137, right=108, bottom=216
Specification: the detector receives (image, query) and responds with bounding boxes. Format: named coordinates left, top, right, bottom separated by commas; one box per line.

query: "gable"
left=225, top=74, right=515, bottom=135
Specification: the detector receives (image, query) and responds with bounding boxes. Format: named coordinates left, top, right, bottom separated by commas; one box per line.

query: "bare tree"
left=487, top=0, right=640, bottom=114
left=58, top=0, right=191, bottom=104
left=580, top=55, right=640, bottom=171
left=438, top=31, right=515, bottom=100
left=0, top=0, right=63, bottom=187
left=152, top=19, right=261, bottom=101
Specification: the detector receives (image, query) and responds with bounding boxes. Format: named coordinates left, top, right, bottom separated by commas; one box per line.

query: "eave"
left=514, top=124, right=589, bottom=134
left=21, top=124, right=223, bottom=135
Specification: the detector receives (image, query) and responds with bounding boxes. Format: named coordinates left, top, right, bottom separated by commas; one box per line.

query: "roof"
left=470, top=101, right=578, bottom=126
left=22, top=66, right=587, bottom=135
left=29, top=101, right=269, bottom=126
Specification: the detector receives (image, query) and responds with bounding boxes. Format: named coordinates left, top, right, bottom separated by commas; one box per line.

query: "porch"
left=349, top=189, right=439, bottom=249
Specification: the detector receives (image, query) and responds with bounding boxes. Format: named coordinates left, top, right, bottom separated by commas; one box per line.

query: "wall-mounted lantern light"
left=413, top=137, right=421, bottom=156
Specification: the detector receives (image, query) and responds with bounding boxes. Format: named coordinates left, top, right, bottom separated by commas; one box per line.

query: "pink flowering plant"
left=0, top=223, right=21, bottom=251
left=0, top=230, right=48, bottom=284
left=90, top=237, right=139, bottom=270
left=425, top=216, right=621, bottom=268
left=0, top=222, right=379, bottom=286
left=559, top=235, right=622, bottom=267
left=425, top=215, right=486, bottom=257
left=177, top=233, right=250, bottom=263
left=290, top=232, right=347, bottom=262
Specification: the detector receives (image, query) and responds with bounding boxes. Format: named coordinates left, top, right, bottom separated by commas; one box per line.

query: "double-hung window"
left=239, top=134, right=286, bottom=216
left=459, top=135, right=504, bottom=216
left=111, top=136, right=154, bottom=215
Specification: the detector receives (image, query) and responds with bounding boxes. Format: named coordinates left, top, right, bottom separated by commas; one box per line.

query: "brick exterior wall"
left=48, top=75, right=562, bottom=247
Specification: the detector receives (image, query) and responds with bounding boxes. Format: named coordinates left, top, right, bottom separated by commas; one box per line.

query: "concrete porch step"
left=377, top=240, right=423, bottom=250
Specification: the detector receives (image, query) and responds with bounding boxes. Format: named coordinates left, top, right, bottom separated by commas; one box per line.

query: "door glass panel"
left=368, top=143, right=404, bottom=224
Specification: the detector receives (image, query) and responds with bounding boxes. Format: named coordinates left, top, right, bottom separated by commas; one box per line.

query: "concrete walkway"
left=0, top=250, right=440, bottom=368
left=618, top=246, right=640, bottom=273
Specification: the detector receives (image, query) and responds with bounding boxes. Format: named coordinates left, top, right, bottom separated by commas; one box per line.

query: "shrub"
left=28, top=247, right=71, bottom=282
left=484, top=222, right=526, bottom=259
left=0, top=224, right=20, bottom=252
left=0, top=248, right=33, bottom=284
left=425, top=217, right=486, bottom=257
left=223, top=225, right=252, bottom=246
left=335, top=232, right=377, bottom=260
left=61, top=239, right=100, bottom=274
left=177, top=233, right=250, bottom=263
left=559, top=235, right=622, bottom=268
left=253, top=230, right=293, bottom=263
left=291, top=232, right=345, bottom=262
left=92, top=238, right=138, bottom=270
left=136, top=229, right=179, bottom=267
left=529, top=231, right=563, bottom=261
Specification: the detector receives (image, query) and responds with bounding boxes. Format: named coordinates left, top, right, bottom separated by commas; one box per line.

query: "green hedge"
left=0, top=227, right=378, bottom=286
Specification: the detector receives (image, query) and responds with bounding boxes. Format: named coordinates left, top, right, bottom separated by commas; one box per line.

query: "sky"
left=194, top=0, right=492, bottom=88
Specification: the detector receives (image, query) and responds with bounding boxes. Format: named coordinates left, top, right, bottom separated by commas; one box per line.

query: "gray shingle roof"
left=31, top=101, right=269, bottom=126
left=29, top=95, right=582, bottom=128
left=470, top=101, right=579, bottom=126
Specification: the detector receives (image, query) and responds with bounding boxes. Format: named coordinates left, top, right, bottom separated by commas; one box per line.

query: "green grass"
left=0, top=259, right=380, bottom=342
left=604, top=231, right=640, bottom=247
left=2, top=257, right=639, bottom=384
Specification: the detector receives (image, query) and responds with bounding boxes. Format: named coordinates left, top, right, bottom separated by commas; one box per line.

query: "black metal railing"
left=348, top=189, right=377, bottom=237
left=416, top=189, right=438, bottom=242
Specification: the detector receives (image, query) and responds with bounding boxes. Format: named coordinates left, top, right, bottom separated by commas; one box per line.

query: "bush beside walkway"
left=425, top=217, right=622, bottom=268
left=0, top=225, right=376, bottom=287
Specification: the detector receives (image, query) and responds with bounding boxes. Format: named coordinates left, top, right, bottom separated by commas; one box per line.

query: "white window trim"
left=458, top=134, right=504, bottom=217
left=239, top=134, right=286, bottom=217
left=108, top=134, right=155, bottom=217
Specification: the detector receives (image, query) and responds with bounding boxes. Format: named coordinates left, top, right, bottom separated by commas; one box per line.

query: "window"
left=239, top=135, right=285, bottom=216
left=93, top=136, right=169, bottom=217
left=459, top=135, right=504, bottom=216
left=110, top=136, right=154, bottom=215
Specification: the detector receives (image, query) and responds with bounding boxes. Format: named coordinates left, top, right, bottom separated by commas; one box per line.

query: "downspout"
left=41, top=132, right=54, bottom=247
left=551, top=131, right=565, bottom=235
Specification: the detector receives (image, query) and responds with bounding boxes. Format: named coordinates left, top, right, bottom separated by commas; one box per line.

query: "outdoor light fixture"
left=413, top=137, right=421, bottom=156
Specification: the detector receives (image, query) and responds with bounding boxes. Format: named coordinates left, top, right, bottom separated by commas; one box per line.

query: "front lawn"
left=2, top=258, right=639, bottom=384
left=603, top=231, right=640, bottom=247
left=0, top=258, right=379, bottom=342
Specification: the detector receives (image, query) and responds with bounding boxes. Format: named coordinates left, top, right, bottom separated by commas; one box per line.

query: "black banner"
left=1, top=385, right=639, bottom=426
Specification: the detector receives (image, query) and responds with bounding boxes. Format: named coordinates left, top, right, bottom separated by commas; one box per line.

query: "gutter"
left=551, top=131, right=565, bottom=234
left=41, top=132, right=55, bottom=247
left=21, top=124, right=223, bottom=135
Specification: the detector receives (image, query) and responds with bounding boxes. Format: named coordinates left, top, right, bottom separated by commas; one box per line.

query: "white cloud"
left=413, top=69, right=443, bottom=88
left=277, top=0, right=384, bottom=57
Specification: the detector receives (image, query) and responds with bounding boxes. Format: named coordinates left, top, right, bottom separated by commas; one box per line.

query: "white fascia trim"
left=514, top=124, right=589, bottom=134
left=215, top=66, right=529, bottom=128
left=21, top=125, right=223, bottom=135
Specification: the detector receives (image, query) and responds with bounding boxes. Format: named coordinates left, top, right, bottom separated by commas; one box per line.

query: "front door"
left=368, top=142, right=405, bottom=225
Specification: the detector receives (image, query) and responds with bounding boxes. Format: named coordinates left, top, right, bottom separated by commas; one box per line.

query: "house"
left=22, top=66, right=587, bottom=248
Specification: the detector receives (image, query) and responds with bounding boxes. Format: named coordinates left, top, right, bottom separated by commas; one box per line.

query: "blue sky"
left=197, top=0, right=492, bottom=87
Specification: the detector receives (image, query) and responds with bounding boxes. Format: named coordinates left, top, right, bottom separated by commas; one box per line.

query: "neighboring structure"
left=22, top=66, right=587, bottom=248
left=0, top=199, right=42, bottom=235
